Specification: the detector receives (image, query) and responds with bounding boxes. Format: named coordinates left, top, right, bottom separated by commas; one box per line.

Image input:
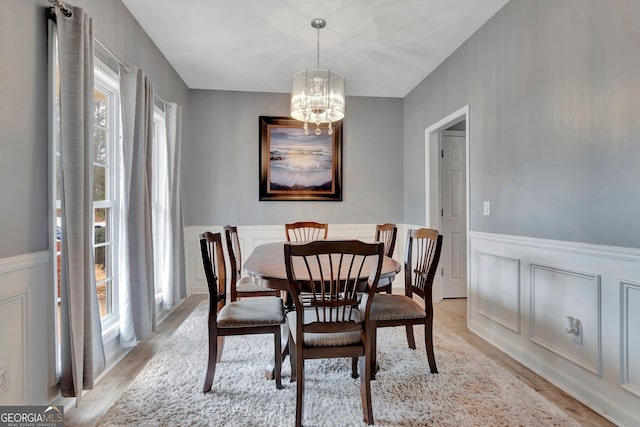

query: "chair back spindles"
left=375, top=223, right=397, bottom=258
left=199, top=232, right=227, bottom=316
left=285, top=221, right=329, bottom=242
left=404, top=228, right=442, bottom=300
left=224, top=225, right=280, bottom=301
left=285, top=240, right=383, bottom=333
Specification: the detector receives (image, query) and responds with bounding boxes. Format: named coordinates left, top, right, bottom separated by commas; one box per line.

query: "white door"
left=439, top=131, right=467, bottom=298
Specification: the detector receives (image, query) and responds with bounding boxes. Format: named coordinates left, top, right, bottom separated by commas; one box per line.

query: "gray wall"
left=0, top=0, right=189, bottom=258
left=404, top=0, right=640, bottom=248
left=184, top=90, right=403, bottom=226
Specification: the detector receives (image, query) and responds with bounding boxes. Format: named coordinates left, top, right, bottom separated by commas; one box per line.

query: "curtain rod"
left=94, top=38, right=170, bottom=107
left=48, top=0, right=72, bottom=17
left=45, top=3, right=171, bottom=108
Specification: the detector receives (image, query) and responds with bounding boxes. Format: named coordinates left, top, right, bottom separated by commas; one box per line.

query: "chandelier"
left=290, top=18, right=345, bottom=135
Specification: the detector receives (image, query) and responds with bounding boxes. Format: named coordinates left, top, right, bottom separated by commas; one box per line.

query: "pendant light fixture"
left=290, top=18, right=345, bottom=135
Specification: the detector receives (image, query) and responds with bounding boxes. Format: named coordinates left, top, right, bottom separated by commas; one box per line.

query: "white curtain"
left=118, top=66, right=156, bottom=346
left=164, top=103, right=187, bottom=307
left=54, top=4, right=106, bottom=400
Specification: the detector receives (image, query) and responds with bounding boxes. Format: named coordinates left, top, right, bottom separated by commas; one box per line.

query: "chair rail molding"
left=469, top=230, right=640, bottom=427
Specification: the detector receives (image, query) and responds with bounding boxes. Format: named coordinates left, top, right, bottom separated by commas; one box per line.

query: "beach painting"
left=259, top=116, right=342, bottom=201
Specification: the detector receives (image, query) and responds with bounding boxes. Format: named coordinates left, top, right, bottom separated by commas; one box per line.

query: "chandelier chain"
left=316, top=26, right=320, bottom=68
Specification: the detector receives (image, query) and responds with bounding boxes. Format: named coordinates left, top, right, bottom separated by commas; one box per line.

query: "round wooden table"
left=244, top=241, right=401, bottom=290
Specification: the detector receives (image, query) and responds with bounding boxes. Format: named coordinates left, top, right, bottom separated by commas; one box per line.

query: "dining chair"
left=374, top=223, right=398, bottom=294
left=224, top=225, right=280, bottom=301
left=284, top=240, right=384, bottom=426
left=199, top=231, right=285, bottom=392
left=285, top=221, right=329, bottom=242
left=369, top=228, right=443, bottom=378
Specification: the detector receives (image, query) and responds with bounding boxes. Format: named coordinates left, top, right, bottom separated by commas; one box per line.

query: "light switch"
left=483, top=201, right=491, bottom=216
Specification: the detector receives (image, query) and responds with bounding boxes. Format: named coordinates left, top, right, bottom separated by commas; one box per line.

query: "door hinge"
left=441, top=208, right=444, bottom=217
left=441, top=149, right=444, bottom=158
left=441, top=268, right=444, bottom=276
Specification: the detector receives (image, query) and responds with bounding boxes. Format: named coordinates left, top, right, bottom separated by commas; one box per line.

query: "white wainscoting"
left=469, top=231, right=640, bottom=426
left=0, top=251, right=53, bottom=405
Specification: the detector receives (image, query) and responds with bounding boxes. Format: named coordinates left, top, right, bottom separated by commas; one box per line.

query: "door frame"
left=424, top=105, right=470, bottom=303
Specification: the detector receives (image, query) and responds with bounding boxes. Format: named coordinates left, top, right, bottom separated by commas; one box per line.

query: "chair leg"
left=274, top=328, right=283, bottom=389
left=295, top=348, right=304, bottom=427
left=289, top=332, right=297, bottom=383
left=360, top=356, right=374, bottom=425
left=424, top=320, right=438, bottom=374
left=351, top=357, right=359, bottom=379
left=203, top=329, right=218, bottom=393
left=370, top=326, right=378, bottom=380
left=406, top=324, right=416, bottom=349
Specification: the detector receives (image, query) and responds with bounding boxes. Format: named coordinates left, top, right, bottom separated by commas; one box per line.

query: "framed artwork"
left=259, top=116, right=342, bottom=201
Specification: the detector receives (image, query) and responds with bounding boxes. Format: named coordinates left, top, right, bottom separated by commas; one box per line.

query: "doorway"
left=424, top=106, right=469, bottom=302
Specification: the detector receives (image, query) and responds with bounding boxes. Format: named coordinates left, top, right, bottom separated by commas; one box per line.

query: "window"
left=49, top=24, right=62, bottom=377
left=93, top=64, right=121, bottom=329
left=152, top=104, right=169, bottom=311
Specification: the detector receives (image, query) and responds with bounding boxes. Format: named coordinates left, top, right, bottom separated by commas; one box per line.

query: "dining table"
left=244, top=241, right=401, bottom=290
left=243, top=240, right=402, bottom=380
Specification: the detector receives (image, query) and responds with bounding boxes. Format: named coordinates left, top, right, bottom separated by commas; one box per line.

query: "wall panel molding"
left=530, top=264, right=602, bottom=375
left=620, top=280, right=640, bottom=397
left=476, top=252, right=520, bottom=333
left=0, top=290, right=30, bottom=405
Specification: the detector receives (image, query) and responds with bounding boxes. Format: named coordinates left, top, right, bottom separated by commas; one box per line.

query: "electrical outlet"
left=0, top=364, right=8, bottom=395
left=571, top=324, right=583, bottom=345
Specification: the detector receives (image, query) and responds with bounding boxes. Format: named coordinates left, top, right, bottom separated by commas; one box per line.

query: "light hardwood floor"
left=64, top=295, right=616, bottom=427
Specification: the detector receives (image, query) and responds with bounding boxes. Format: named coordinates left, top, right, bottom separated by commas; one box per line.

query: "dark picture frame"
left=259, top=116, right=342, bottom=201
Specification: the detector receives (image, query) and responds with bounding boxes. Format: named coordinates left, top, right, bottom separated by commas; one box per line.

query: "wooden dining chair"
left=369, top=228, right=443, bottom=378
left=284, top=240, right=384, bottom=426
left=374, top=223, right=398, bottom=294
left=199, top=231, right=285, bottom=392
left=285, top=221, right=329, bottom=242
left=224, top=225, right=280, bottom=301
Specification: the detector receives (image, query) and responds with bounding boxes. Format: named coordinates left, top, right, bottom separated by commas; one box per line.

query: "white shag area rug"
left=98, top=303, right=579, bottom=427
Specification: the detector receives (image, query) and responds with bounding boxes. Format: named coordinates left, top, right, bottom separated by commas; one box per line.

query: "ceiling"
left=121, top=0, right=510, bottom=98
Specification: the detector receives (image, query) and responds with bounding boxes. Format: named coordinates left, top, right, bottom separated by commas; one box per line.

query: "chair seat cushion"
left=236, top=276, right=275, bottom=293
left=287, top=309, right=362, bottom=347
left=218, top=297, right=284, bottom=328
left=370, top=294, right=426, bottom=321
